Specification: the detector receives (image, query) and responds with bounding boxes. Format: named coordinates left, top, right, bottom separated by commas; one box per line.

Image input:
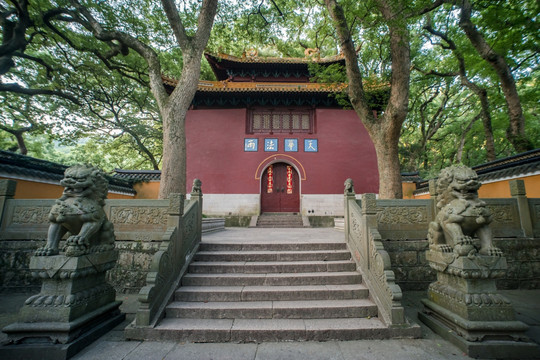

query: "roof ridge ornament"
left=304, top=48, right=320, bottom=60
left=244, top=48, right=259, bottom=59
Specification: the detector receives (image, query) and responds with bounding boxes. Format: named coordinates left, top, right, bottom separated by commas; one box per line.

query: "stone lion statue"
left=344, top=178, right=355, bottom=195
left=428, top=165, right=502, bottom=257
left=35, top=165, right=115, bottom=257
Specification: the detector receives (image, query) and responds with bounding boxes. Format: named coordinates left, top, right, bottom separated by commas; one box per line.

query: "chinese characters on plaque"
left=304, top=139, right=318, bottom=152
left=264, top=138, right=278, bottom=152
left=244, top=138, right=258, bottom=152
left=244, top=138, right=318, bottom=152
left=285, top=139, right=298, bottom=152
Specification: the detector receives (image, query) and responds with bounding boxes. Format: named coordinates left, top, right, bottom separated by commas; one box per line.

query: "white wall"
left=301, top=194, right=344, bottom=216
left=200, top=193, right=347, bottom=217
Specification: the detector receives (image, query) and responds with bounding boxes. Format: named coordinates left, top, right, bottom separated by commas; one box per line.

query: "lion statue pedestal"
left=419, top=165, right=539, bottom=359
left=1, top=165, right=125, bottom=360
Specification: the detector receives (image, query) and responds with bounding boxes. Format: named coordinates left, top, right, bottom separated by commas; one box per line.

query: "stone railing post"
left=361, top=193, right=377, bottom=224
left=128, top=182, right=203, bottom=332
left=0, top=179, right=16, bottom=226
left=167, top=193, right=185, bottom=228
left=168, top=193, right=185, bottom=276
left=343, top=178, right=355, bottom=239
left=190, top=179, right=203, bottom=244
left=509, top=179, right=533, bottom=238
left=428, top=178, right=438, bottom=219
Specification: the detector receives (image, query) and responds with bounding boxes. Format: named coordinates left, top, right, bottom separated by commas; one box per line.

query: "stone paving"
left=1, top=228, right=539, bottom=359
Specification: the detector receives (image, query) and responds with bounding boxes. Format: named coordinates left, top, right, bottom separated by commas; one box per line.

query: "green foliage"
left=308, top=63, right=347, bottom=83
left=0, top=0, right=537, bottom=178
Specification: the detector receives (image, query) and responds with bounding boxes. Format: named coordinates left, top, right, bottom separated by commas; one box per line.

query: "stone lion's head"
left=436, top=165, right=480, bottom=209
left=60, top=165, right=108, bottom=204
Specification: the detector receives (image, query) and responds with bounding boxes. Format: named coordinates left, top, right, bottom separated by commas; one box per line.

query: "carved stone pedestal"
left=419, top=251, right=539, bottom=359
left=1, top=251, right=125, bottom=360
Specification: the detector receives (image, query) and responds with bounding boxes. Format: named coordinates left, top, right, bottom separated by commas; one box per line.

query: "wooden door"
left=261, top=163, right=299, bottom=213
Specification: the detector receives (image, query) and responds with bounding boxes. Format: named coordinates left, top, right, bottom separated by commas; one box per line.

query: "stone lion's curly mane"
left=60, top=165, right=108, bottom=206
left=435, top=165, right=478, bottom=210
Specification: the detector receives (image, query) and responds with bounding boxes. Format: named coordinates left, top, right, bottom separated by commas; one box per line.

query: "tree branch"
left=406, top=0, right=446, bottom=18
left=0, top=82, right=81, bottom=104
left=13, top=51, right=54, bottom=77
left=160, top=0, right=190, bottom=50
left=193, top=0, right=219, bottom=54
left=413, top=65, right=458, bottom=77
left=376, top=0, right=410, bottom=128
left=324, top=0, right=370, bottom=121
left=64, top=0, right=168, bottom=108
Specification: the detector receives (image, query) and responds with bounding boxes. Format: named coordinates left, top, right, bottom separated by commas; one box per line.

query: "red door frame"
left=260, top=162, right=300, bottom=213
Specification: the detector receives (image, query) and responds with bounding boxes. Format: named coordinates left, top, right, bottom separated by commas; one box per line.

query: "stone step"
left=166, top=299, right=378, bottom=319
left=257, top=218, right=303, bottom=222
left=174, top=284, right=368, bottom=302
left=193, top=250, right=352, bottom=262
left=256, top=221, right=304, bottom=225
left=256, top=215, right=304, bottom=228
left=256, top=224, right=305, bottom=228
left=199, top=241, right=347, bottom=252
left=142, top=317, right=418, bottom=343
left=188, top=260, right=357, bottom=274
left=257, top=219, right=303, bottom=224
left=181, top=271, right=362, bottom=286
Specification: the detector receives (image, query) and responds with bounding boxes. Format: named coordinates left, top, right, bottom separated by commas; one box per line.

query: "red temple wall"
left=185, top=108, right=379, bottom=195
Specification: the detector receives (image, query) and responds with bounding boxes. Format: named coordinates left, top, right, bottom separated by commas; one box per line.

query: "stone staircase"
left=256, top=213, right=305, bottom=228
left=132, top=229, right=418, bottom=342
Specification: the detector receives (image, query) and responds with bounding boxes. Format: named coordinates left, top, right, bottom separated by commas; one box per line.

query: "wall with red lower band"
left=185, top=108, right=379, bottom=195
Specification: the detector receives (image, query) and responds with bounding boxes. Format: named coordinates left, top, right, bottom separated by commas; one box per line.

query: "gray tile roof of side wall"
left=0, top=150, right=136, bottom=195
left=414, top=149, right=540, bottom=195
left=401, top=171, right=423, bottom=183
left=114, top=169, right=162, bottom=181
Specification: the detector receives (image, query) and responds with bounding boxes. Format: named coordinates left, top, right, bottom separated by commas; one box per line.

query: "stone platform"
left=1, top=251, right=125, bottom=360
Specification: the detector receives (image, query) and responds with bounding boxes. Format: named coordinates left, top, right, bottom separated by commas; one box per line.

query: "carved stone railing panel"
left=182, top=201, right=199, bottom=253
left=132, top=186, right=203, bottom=328
left=105, top=200, right=169, bottom=241
left=0, top=199, right=53, bottom=239
left=484, top=199, right=523, bottom=238
left=0, top=199, right=170, bottom=241
left=345, top=193, right=405, bottom=326
left=376, top=199, right=433, bottom=240
left=530, top=199, right=540, bottom=238
left=369, top=198, right=525, bottom=240
left=347, top=201, right=365, bottom=264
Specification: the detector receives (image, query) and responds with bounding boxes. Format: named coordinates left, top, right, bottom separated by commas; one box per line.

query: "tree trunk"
left=457, top=0, right=533, bottom=153
left=325, top=0, right=409, bottom=199
left=372, top=132, right=403, bottom=199
left=159, top=105, right=187, bottom=198
left=157, top=56, right=202, bottom=199
left=64, top=0, right=218, bottom=199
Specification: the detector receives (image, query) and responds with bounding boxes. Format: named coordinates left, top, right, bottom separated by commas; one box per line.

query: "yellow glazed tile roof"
left=162, top=77, right=388, bottom=94
left=206, top=51, right=345, bottom=65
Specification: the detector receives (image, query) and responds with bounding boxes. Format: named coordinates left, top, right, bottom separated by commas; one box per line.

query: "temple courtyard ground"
left=1, top=228, right=539, bottom=360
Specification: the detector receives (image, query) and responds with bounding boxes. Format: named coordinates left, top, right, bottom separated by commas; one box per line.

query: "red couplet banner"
left=286, top=166, right=293, bottom=194
left=267, top=165, right=274, bottom=193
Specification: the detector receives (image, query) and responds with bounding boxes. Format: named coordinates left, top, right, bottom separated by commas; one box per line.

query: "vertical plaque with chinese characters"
left=267, top=165, right=274, bottom=193
left=286, top=166, right=293, bottom=194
